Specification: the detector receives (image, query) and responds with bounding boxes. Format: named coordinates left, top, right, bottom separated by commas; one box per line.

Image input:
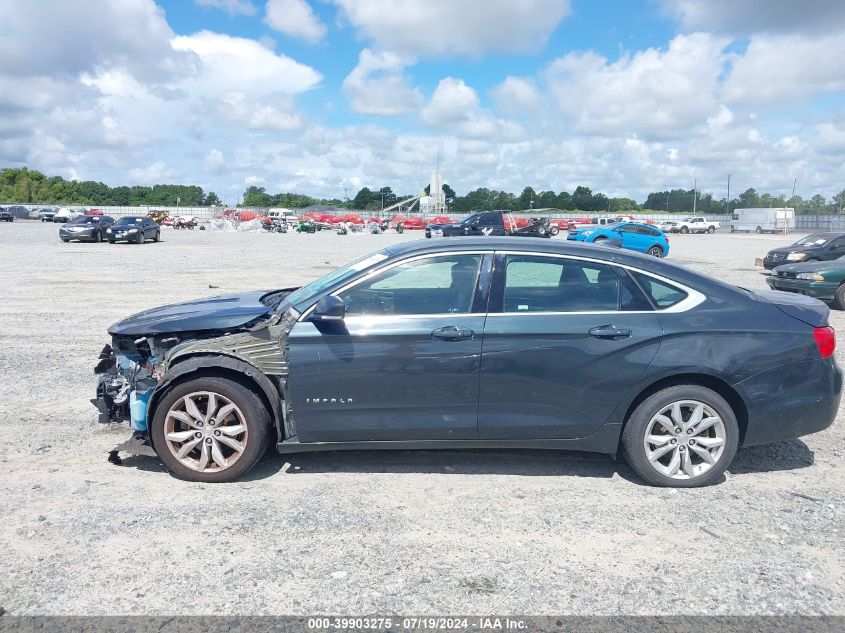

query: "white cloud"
left=265, top=0, right=327, bottom=43
left=172, top=31, right=321, bottom=94
left=195, top=0, right=257, bottom=16
left=205, top=149, right=226, bottom=174
left=342, top=49, right=422, bottom=115
left=545, top=33, right=729, bottom=140
left=661, top=0, right=845, bottom=35
left=215, top=92, right=304, bottom=131
left=333, top=0, right=571, bottom=57
left=491, top=76, right=540, bottom=114
left=724, top=31, right=845, bottom=104
left=129, top=161, right=179, bottom=183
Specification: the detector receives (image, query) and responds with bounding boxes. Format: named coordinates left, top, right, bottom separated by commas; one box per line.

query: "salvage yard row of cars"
left=93, top=237, right=841, bottom=487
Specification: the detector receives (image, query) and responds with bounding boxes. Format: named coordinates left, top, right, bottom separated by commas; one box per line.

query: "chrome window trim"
left=298, top=250, right=490, bottom=321
left=298, top=248, right=706, bottom=321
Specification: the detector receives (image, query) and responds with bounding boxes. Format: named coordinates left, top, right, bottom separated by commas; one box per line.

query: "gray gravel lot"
left=0, top=221, right=842, bottom=615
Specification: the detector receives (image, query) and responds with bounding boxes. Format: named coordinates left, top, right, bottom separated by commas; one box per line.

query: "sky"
left=1, top=0, right=844, bottom=205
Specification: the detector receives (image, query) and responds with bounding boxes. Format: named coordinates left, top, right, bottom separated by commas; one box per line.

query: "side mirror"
left=308, top=295, right=346, bottom=322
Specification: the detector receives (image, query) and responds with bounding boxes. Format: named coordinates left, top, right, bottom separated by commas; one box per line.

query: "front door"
left=287, top=252, right=491, bottom=443
left=478, top=253, right=663, bottom=439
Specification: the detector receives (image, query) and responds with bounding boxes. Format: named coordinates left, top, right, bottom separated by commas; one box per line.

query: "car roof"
left=805, top=232, right=845, bottom=238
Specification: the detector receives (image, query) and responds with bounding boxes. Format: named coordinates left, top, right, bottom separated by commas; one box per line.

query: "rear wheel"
left=647, top=245, right=664, bottom=257
left=680, top=226, right=689, bottom=234
left=622, top=385, right=739, bottom=487
left=92, top=230, right=101, bottom=243
left=549, top=225, right=560, bottom=236
left=730, top=225, right=735, bottom=233
left=108, top=239, right=115, bottom=244
left=707, top=226, right=716, bottom=234
left=396, top=223, right=404, bottom=234
left=755, top=226, right=763, bottom=234
left=150, top=376, right=271, bottom=483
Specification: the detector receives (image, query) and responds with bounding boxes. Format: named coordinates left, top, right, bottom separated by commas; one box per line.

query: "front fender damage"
left=93, top=309, right=295, bottom=465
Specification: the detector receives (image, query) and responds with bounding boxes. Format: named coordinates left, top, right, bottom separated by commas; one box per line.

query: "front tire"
left=150, top=376, right=271, bottom=483
left=549, top=225, right=560, bottom=236
left=755, top=226, right=762, bottom=234
left=834, top=283, right=845, bottom=310
left=622, top=385, right=739, bottom=487
left=680, top=226, right=689, bottom=234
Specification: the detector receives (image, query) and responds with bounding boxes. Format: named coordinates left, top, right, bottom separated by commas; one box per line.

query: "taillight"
left=813, top=326, right=836, bottom=358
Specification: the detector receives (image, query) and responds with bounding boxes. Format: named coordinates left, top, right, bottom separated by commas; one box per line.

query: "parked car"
left=59, top=215, right=115, bottom=242
left=93, top=237, right=840, bottom=487
left=425, top=211, right=556, bottom=238
left=0, top=208, right=13, bottom=222
left=766, top=256, right=845, bottom=308
left=762, top=233, right=845, bottom=269
left=38, top=207, right=57, bottom=222
left=106, top=216, right=161, bottom=244
left=660, top=217, right=720, bottom=234
left=53, top=207, right=83, bottom=223
left=567, top=221, right=670, bottom=257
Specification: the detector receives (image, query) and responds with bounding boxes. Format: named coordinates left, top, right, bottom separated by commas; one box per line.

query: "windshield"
left=71, top=216, right=97, bottom=224
left=461, top=213, right=481, bottom=225
left=116, top=216, right=145, bottom=225
left=792, top=234, right=830, bottom=247
left=286, top=251, right=390, bottom=308
left=603, top=222, right=625, bottom=230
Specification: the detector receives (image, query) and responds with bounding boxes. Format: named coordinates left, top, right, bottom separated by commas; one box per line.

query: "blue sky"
left=2, top=0, right=844, bottom=204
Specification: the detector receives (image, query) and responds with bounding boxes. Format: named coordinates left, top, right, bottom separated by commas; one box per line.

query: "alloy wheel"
left=164, top=391, right=248, bottom=473
left=643, top=400, right=726, bottom=480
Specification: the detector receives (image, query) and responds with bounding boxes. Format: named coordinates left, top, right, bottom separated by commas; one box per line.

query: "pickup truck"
left=425, top=211, right=556, bottom=238
left=659, top=216, right=720, bottom=234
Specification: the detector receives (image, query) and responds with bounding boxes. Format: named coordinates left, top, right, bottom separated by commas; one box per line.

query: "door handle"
left=588, top=325, right=632, bottom=340
left=431, top=325, right=475, bottom=341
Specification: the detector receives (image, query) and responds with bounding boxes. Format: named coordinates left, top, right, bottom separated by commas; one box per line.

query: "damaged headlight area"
left=92, top=334, right=181, bottom=429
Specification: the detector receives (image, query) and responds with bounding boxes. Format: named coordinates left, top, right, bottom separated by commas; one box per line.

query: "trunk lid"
left=751, top=290, right=830, bottom=327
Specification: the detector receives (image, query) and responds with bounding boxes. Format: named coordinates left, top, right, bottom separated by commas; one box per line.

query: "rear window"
left=631, top=272, right=688, bottom=309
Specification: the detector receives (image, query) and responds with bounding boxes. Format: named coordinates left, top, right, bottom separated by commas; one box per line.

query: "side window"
left=502, top=256, right=620, bottom=312
left=339, top=254, right=482, bottom=316
left=631, top=272, right=688, bottom=308
left=479, top=213, right=500, bottom=226
left=641, top=225, right=660, bottom=236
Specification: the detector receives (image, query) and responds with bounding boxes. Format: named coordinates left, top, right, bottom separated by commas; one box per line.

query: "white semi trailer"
left=730, top=208, right=795, bottom=234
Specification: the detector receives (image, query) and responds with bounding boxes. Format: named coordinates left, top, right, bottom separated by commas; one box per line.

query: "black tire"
left=647, top=245, right=664, bottom=257
left=755, top=226, right=762, bottom=234
left=622, top=384, right=739, bottom=488
left=680, top=226, right=689, bottom=234
left=150, top=376, right=271, bottom=483
left=834, top=284, right=845, bottom=310
left=707, top=226, right=716, bottom=234
left=136, top=232, right=144, bottom=244
left=153, top=230, right=160, bottom=242
left=396, top=223, right=404, bottom=234
left=730, top=226, right=735, bottom=233
left=60, top=237, right=69, bottom=242
left=108, top=239, right=115, bottom=244
left=549, top=225, right=560, bottom=236
left=92, top=230, right=101, bottom=243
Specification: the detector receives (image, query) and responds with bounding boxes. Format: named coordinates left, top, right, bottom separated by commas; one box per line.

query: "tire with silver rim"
left=150, top=376, right=271, bottom=482
left=647, top=245, right=664, bottom=257
left=622, top=385, right=739, bottom=487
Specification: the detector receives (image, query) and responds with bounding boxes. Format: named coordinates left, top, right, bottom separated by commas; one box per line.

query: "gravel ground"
left=0, top=221, right=842, bottom=616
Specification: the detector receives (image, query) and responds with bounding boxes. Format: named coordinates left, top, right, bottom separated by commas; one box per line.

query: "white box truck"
left=730, top=208, right=795, bottom=234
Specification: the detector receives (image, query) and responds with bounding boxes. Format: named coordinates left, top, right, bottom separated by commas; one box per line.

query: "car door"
left=478, top=252, right=664, bottom=439
left=616, top=223, right=644, bottom=251
left=823, top=236, right=845, bottom=261
left=286, top=252, right=493, bottom=443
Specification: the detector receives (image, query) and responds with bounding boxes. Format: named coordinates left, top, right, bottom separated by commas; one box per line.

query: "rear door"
left=478, top=252, right=664, bottom=439
left=287, top=251, right=493, bottom=443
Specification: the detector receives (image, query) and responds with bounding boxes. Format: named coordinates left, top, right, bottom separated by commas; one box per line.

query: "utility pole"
left=791, top=178, right=797, bottom=201
left=666, top=193, right=669, bottom=213
left=727, top=174, right=730, bottom=215
left=692, top=178, right=697, bottom=215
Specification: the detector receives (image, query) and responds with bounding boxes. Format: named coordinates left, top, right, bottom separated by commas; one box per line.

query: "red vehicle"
left=85, top=209, right=103, bottom=216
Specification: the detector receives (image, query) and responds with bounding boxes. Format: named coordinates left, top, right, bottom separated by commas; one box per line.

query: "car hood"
left=108, top=291, right=275, bottom=336
left=112, top=223, right=142, bottom=230
left=767, top=245, right=825, bottom=257
left=773, top=260, right=844, bottom=274
left=427, top=222, right=464, bottom=230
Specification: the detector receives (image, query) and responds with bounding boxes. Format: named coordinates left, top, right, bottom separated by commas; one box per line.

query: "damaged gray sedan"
left=95, top=237, right=840, bottom=486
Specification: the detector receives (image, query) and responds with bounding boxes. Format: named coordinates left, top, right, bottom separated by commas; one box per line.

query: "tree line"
left=0, top=167, right=221, bottom=206
left=4, top=166, right=845, bottom=214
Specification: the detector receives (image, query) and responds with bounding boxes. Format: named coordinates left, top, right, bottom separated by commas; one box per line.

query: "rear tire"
left=755, top=226, right=762, bottom=234
left=680, top=226, right=689, bottom=234
left=108, top=239, right=115, bottom=244
left=150, top=376, right=271, bottom=483
left=707, top=226, right=716, bottom=234
left=93, top=230, right=101, bottom=243
left=647, top=245, right=664, bottom=257
left=622, top=385, right=739, bottom=488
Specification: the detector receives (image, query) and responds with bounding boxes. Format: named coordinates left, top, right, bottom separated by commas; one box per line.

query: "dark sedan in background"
left=59, top=215, right=115, bottom=242
left=106, top=215, right=161, bottom=243
left=763, top=232, right=845, bottom=269
left=0, top=208, right=12, bottom=222
left=94, top=237, right=841, bottom=488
